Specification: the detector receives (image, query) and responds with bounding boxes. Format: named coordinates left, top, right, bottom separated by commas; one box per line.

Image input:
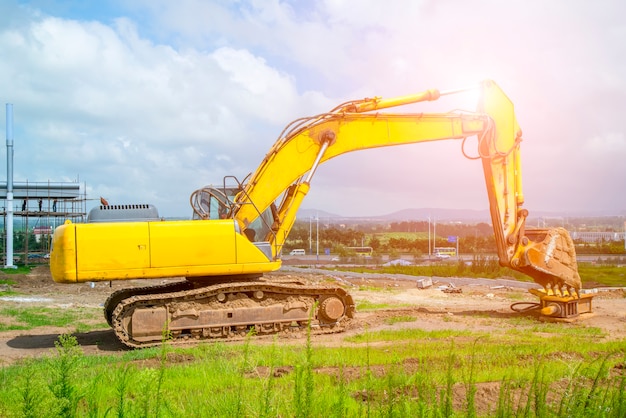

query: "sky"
left=0, top=0, right=624, bottom=218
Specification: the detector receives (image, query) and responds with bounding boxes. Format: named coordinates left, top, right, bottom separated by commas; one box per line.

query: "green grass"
left=0, top=306, right=107, bottom=332
left=356, top=300, right=414, bottom=311
left=0, top=261, right=623, bottom=416
left=370, top=231, right=430, bottom=244
left=0, top=289, right=19, bottom=297
left=385, top=315, right=417, bottom=325
left=578, top=262, right=626, bottom=287
left=0, top=277, right=18, bottom=296
left=1, top=268, right=28, bottom=297
left=0, top=266, right=33, bottom=275
left=329, top=262, right=626, bottom=288
left=346, top=328, right=473, bottom=343
left=0, top=325, right=623, bottom=417
left=504, top=318, right=606, bottom=338
left=0, top=281, right=19, bottom=297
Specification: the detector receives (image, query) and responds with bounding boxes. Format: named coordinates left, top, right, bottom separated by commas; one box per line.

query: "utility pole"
left=316, top=213, right=319, bottom=263
left=428, top=215, right=430, bottom=259
left=4, top=104, right=16, bottom=269
left=433, top=217, right=437, bottom=253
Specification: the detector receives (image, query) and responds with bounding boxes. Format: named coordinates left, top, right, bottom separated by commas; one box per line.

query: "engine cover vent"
left=87, top=204, right=160, bottom=223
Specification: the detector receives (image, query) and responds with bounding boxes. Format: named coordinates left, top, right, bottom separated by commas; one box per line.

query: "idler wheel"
left=319, top=297, right=345, bottom=322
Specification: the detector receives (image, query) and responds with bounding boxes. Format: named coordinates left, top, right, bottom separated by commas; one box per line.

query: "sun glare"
left=439, top=82, right=482, bottom=110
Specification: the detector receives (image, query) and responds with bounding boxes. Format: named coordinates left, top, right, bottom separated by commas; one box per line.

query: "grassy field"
left=0, top=265, right=624, bottom=416
left=0, top=305, right=107, bottom=333
left=0, top=316, right=624, bottom=417
left=330, top=261, right=626, bottom=288
left=370, top=232, right=430, bottom=245
left=577, top=263, right=626, bottom=287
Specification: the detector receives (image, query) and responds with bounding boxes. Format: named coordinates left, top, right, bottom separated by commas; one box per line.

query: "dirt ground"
left=1, top=266, right=625, bottom=366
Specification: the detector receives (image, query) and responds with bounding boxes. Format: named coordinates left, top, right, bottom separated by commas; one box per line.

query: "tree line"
left=285, top=221, right=626, bottom=255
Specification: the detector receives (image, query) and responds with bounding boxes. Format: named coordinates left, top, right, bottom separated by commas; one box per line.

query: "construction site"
left=0, top=180, right=86, bottom=264
left=1, top=104, right=86, bottom=265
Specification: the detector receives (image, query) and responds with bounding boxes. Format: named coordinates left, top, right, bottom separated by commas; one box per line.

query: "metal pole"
left=433, top=217, right=436, bottom=254
left=5, top=104, right=16, bottom=268
left=428, top=215, right=430, bottom=260
left=316, top=214, right=319, bottom=263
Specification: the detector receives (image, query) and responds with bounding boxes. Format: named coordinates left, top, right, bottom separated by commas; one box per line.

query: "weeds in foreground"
left=258, top=338, right=276, bottom=418
left=3, top=332, right=625, bottom=417
left=113, top=365, right=132, bottom=417
left=17, top=360, right=42, bottom=418
left=153, top=328, right=171, bottom=418
left=293, top=307, right=316, bottom=418
left=48, top=334, right=83, bottom=418
left=234, top=331, right=253, bottom=417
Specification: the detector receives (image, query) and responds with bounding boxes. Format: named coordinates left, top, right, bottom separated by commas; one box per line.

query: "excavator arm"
left=233, top=80, right=581, bottom=294
left=234, top=113, right=487, bottom=243
left=478, top=81, right=581, bottom=295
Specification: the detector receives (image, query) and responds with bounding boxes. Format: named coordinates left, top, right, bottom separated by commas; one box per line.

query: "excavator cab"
left=190, top=184, right=277, bottom=250
left=190, top=186, right=235, bottom=221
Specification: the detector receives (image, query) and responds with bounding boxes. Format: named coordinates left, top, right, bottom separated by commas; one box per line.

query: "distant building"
left=570, top=231, right=625, bottom=243
left=33, top=226, right=53, bottom=243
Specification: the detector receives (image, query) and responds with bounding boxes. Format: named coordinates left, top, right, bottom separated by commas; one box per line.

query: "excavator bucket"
left=512, top=226, right=581, bottom=294
left=510, top=227, right=593, bottom=319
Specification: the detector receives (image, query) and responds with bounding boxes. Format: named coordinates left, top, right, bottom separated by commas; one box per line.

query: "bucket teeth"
left=543, top=283, right=581, bottom=299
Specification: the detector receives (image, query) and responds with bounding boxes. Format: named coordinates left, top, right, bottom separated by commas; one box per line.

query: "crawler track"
left=107, top=280, right=355, bottom=348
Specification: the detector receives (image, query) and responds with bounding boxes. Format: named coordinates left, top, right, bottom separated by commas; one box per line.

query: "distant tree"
left=368, top=235, right=381, bottom=252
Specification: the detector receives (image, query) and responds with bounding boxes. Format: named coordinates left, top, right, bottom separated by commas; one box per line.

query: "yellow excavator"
left=50, top=80, right=591, bottom=347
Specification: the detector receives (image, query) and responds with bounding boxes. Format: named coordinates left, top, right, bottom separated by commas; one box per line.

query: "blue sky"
left=1, top=1, right=625, bottom=218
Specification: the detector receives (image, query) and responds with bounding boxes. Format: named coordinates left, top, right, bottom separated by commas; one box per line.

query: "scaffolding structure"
left=0, top=180, right=87, bottom=264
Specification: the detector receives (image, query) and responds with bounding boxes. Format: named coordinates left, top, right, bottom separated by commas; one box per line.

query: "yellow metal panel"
left=50, top=222, right=77, bottom=283
left=149, top=220, right=237, bottom=268
left=76, top=222, right=151, bottom=274
left=233, top=233, right=278, bottom=263
left=51, top=219, right=283, bottom=283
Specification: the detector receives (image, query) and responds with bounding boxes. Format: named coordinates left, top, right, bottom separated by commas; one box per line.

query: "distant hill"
left=376, top=208, right=490, bottom=222
left=297, top=209, right=343, bottom=220
left=298, top=207, right=490, bottom=222
left=299, top=207, right=626, bottom=223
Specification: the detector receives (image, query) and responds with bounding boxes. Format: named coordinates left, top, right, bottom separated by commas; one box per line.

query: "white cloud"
left=0, top=5, right=332, bottom=216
